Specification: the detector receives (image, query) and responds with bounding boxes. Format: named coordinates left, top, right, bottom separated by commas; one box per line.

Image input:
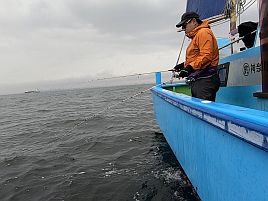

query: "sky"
left=0, top=0, right=259, bottom=94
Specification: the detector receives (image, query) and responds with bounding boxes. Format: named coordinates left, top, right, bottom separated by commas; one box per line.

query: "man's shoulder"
left=197, top=27, right=213, bottom=35
left=195, top=27, right=215, bottom=39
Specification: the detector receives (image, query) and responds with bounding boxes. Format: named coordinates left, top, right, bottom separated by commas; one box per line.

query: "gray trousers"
left=190, top=74, right=221, bottom=102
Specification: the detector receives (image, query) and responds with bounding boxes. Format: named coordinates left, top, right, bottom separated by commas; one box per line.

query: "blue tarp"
left=186, top=0, right=226, bottom=20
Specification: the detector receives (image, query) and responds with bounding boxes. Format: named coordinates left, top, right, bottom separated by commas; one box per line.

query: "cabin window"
left=217, top=62, right=230, bottom=87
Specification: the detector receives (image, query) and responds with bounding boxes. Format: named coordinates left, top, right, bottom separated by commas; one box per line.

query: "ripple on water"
left=0, top=85, right=199, bottom=201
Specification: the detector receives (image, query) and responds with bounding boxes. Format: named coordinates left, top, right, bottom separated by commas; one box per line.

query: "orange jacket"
left=185, top=20, right=219, bottom=70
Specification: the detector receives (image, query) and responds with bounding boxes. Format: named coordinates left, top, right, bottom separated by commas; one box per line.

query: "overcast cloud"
left=0, top=0, right=258, bottom=94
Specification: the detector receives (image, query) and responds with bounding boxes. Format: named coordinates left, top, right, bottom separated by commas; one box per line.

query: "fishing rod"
left=65, top=32, right=188, bottom=134
left=89, top=70, right=169, bottom=82
left=90, top=35, right=187, bottom=83
left=175, top=35, right=186, bottom=66
left=170, top=34, right=186, bottom=83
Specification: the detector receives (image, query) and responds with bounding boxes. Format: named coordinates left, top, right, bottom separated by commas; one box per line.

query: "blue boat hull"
left=152, top=87, right=268, bottom=201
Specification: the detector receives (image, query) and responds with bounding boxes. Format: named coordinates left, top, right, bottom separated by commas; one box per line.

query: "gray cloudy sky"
left=0, top=0, right=258, bottom=94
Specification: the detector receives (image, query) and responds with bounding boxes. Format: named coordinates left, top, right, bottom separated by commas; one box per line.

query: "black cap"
left=176, top=12, right=201, bottom=28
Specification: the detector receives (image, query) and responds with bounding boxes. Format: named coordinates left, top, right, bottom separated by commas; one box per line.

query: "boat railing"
left=219, top=29, right=258, bottom=51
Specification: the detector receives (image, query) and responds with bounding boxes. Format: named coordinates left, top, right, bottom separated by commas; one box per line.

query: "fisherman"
left=173, top=12, right=221, bottom=101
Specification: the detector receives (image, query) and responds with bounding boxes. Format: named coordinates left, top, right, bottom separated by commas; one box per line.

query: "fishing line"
left=65, top=28, right=186, bottom=134
left=65, top=84, right=162, bottom=136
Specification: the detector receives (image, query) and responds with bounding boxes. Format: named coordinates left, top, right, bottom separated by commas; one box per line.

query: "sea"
left=0, top=84, right=199, bottom=201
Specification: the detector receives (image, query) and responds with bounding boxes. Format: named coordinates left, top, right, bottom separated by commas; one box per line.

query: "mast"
left=230, top=0, right=237, bottom=32
left=254, top=0, right=268, bottom=98
left=230, top=0, right=237, bottom=54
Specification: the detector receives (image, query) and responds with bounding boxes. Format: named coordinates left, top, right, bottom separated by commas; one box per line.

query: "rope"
left=237, top=0, right=247, bottom=16
left=241, top=0, right=257, bottom=13
left=224, top=0, right=234, bottom=18
left=225, top=0, right=257, bottom=18
left=211, top=19, right=230, bottom=27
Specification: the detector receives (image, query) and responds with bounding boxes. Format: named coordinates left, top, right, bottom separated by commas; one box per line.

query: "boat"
left=24, top=89, right=40, bottom=94
left=151, top=0, right=268, bottom=200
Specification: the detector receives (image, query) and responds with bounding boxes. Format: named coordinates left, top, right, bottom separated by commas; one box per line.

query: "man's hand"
left=173, top=62, right=184, bottom=72
left=177, top=65, right=193, bottom=78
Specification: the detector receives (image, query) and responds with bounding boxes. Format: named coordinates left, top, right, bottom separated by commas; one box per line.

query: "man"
left=174, top=12, right=220, bottom=101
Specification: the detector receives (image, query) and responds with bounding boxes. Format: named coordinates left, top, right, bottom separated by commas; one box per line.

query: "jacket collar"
left=186, top=20, right=210, bottom=38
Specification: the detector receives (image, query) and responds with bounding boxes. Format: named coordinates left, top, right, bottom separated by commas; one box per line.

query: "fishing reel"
left=169, top=69, right=179, bottom=83
left=185, top=77, right=195, bottom=85
left=169, top=69, right=193, bottom=84
left=169, top=69, right=184, bottom=83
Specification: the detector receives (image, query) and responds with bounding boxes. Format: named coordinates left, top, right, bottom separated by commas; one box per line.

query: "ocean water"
left=0, top=84, right=199, bottom=201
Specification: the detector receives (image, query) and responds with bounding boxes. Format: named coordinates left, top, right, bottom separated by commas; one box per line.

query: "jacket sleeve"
left=189, top=29, right=214, bottom=70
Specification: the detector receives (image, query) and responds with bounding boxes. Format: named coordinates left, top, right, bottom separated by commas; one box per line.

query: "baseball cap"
left=176, top=12, right=202, bottom=28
